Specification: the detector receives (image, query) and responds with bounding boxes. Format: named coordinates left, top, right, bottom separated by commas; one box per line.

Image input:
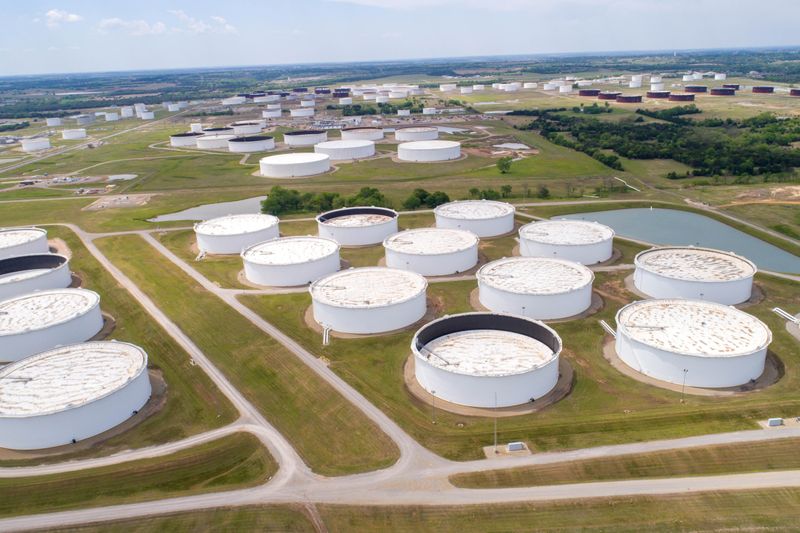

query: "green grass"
left=95, top=234, right=399, bottom=476
left=0, top=226, right=236, bottom=466
left=154, top=229, right=248, bottom=289
left=240, top=271, right=800, bottom=461
left=451, top=437, right=800, bottom=488
left=0, top=432, right=274, bottom=518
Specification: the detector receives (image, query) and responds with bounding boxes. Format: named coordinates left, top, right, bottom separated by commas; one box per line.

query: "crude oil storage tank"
left=169, top=132, right=204, bottom=147
left=598, top=91, right=621, bottom=100
left=262, top=109, right=282, bottom=119
left=633, top=247, right=756, bottom=305
left=317, top=207, right=398, bottom=246
left=314, top=140, right=375, bottom=160
left=383, top=228, right=478, bottom=276
left=791, top=89, right=800, bottom=97
left=412, top=312, right=562, bottom=408
left=395, top=127, right=439, bottom=141
left=259, top=153, right=331, bottom=178
left=341, top=127, right=384, bottom=141
left=684, top=85, right=708, bottom=93
left=0, top=228, right=49, bottom=260
left=227, top=136, right=275, bottom=153
left=46, top=118, right=62, bottom=127
left=201, top=126, right=234, bottom=136
left=0, top=341, right=151, bottom=450
left=434, top=200, right=515, bottom=237
left=647, top=91, right=671, bottom=99
left=290, top=107, right=315, bottom=118
left=241, top=236, right=340, bottom=287
left=397, top=140, right=461, bottom=162
left=669, top=93, right=695, bottom=102
left=62, top=128, right=87, bottom=140
left=752, top=86, right=775, bottom=93
left=579, top=89, right=601, bottom=97
left=616, top=95, right=643, bottom=103
left=615, top=299, right=772, bottom=388
left=710, top=88, right=736, bottom=96
left=195, top=134, right=235, bottom=150
left=519, top=220, right=614, bottom=265
left=283, top=129, right=327, bottom=147
left=477, top=257, right=594, bottom=320
left=0, top=253, right=72, bottom=301
left=194, top=214, right=280, bottom=255
left=140, top=111, right=155, bottom=120
left=0, top=288, right=104, bottom=362
left=230, top=121, right=263, bottom=135
left=310, top=267, right=427, bottom=334
left=20, top=138, right=51, bottom=152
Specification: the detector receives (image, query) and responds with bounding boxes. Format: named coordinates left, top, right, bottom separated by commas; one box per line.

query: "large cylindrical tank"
left=259, top=153, right=331, bottom=178
left=397, top=140, right=461, bottom=162
left=519, top=220, right=614, bottom=265
left=20, top=138, right=51, bottom=152
left=0, top=253, right=72, bottom=301
left=227, top=136, right=275, bottom=153
left=434, top=200, right=515, bottom=237
left=194, top=214, right=280, bottom=255
left=341, top=127, right=384, bottom=141
left=384, top=228, right=479, bottom=276
left=314, top=140, right=375, bottom=160
left=395, top=127, right=439, bottom=141
left=316, top=207, right=399, bottom=246
left=283, top=130, right=327, bottom=147
left=62, top=128, right=87, bottom=140
left=0, top=228, right=49, bottom=260
left=241, top=236, right=340, bottom=287
left=170, top=132, right=204, bottom=147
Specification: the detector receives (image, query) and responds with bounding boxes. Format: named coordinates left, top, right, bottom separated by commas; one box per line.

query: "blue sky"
left=1, top=0, right=799, bottom=75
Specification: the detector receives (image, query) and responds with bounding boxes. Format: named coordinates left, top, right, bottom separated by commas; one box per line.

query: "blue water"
left=148, top=196, right=267, bottom=223
left=559, top=208, right=800, bottom=274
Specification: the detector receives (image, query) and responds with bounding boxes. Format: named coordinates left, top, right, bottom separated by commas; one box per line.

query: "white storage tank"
left=339, top=97, right=353, bottom=105
left=266, top=103, right=282, bottom=110
left=523, top=82, right=538, bottom=89
left=314, top=139, right=375, bottom=160
left=422, top=107, right=437, bottom=115
left=395, top=126, right=439, bottom=141
left=227, top=135, right=275, bottom=153
left=46, top=118, right=62, bottom=127
left=460, top=87, right=473, bottom=95
left=0, top=253, right=72, bottom=301
left=473, top=84, right=485, bottom=91
left=230, top=122, right=263, bottom=135
left=242, top=236, right=340, bottom=287
left=62, top=128, right=87, bottom=140
left=439, top=83, right=457, bottom=92
left=397, top=140, right=461, bottom=162
left=651, top=82, right=665, bottom=91
left=0, top=288, right=104, bottom=362
left=105, top=112, right=119, bottom=122
left=262, top=109, right=282, bottom=119
left=259, top=153, right=330, bottom=178
left=384, top=228, right=478, bottom=276
left=413, top=312, right=562, bottom=408
left=170, top=132, right=204, bottom=147
left=519, top=220, right=614, bottom=265
left=633, top=247, right=756, bottom=305
left=341, top=127, right=384, bottom=141
left=20, top=138, right=51, bottom=153
left=201, top=127, right=234, bottom=136
left=194, top=214, right=280, bottom=255
left=300, top=99, right=316, bottom=108
left=120, top=106, right=134, bottom=118
left=167, top=104, right=180, bottom=112
left=375, top=96, right=390, bottom=104
left=615, top=299, right=772, bottom=388
left=434, top=200, right=515, bottom=237
left=0, top=341, right=151, bottom=450
left=477, top=257, right=594, bottom=320
left=558, top=85, right=573, bottom=94
left=283, top=129, right=327, bottom=147
left=316, top=206, right=398, bottom=246
left=0, top=228, right=49, bottom=260
left=310, top=267, right=427, bottom=334
left=397, top=109, right=411, bottom=116
left=140, top=111, right=155, bottom=120
left=651, top=75, right=663, bottom=83
left=222, top=96, right=246, bottom=106
left=290, top=107, right=315, bottom=118
left=196, top=134, right=235, bottom=149
left=715, top=73, right=727, bottom=80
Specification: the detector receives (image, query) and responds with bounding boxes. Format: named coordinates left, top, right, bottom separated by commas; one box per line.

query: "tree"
left=537, top=185, right=550, bottom=199
left=480, top=188, right=501, bottom=200
left=500, top=185, right=512, bottom=198
left=496, top=156, right=513, bottom=174
left=468, top=187, right=480, bottom=198
left=424, top=191, right=450, bottom=208
left=402, top=195, right=422, bottom=210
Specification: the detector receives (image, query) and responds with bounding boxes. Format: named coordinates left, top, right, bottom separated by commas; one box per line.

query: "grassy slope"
left=0, top=433, right=274, bottom=518
left=0, top=226, right=236, bottom=467
left=451, top=437, right=800, bottom=488
left=95, top=234, right=399, bottom=476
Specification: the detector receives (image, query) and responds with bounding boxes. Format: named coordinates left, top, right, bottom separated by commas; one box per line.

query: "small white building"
left=194, top=214, right=280, bottom=255
left=384, top=228, right=479, bottom=276
left=241, top=236, right=340, bottom=287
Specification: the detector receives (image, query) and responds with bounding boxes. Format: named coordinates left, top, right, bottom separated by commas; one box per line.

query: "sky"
left=1, top=0, right=799, bottom=76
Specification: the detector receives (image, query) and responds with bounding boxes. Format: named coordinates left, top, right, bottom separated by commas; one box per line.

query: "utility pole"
left=493, top=391, right=498, bottom=454
left=431, top=390, right=436, bottom=425
left=681, top=368, right=688, bottom=403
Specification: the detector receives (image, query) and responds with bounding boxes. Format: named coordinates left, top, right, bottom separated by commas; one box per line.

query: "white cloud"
left=44, top=9, right=83, bottom=28
left=98, top=18, right=167, bottom=36
left=169, top=10, right=237, bottom=34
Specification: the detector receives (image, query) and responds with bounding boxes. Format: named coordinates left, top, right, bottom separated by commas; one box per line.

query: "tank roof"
left=285, top=129, right=325, bottom=136
left=617, top=299, right=771, bottom=357
left=0, top=288, right=99, bottom=336
left=0, top=341, right=148, bottom=417
left=434, top=200, right=515, bottom=220
left=230, top=135, right=274, bottom=142
left=310, top=267, right=426, bottom=309
left=635, top=247, right=756, bottom=282
left=384, top=228, right=478, bottom=255
left=194, top=214, right=278, bottom=236
left=478, top=257, right=593, bottom=295
left=242, top=236, right=338, bottom=266
left=0, top=228, right=46, bottom=249
left=259, top=153, right=329, bottom=165
left=398, top=140, right=460, bottom=150
left=315, top=140, right=374, bottom=149
left=520, top=219, right=614, bottom=246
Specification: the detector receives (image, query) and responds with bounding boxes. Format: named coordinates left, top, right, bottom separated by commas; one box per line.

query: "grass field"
left=54, top=488, right=800, bottom=532
left=96, top=234, right=399, bottom=476
left=451, top=437, right=800, bottom=488
left=240, top=270, right=800, bottom=461
left=0, top=432, right=274, bottom=518
left=0, top=226, right=236, bottom=467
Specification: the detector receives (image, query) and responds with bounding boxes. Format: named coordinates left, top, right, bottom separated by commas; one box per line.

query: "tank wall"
left=615, top=334, right=767, bottom=388
left=228, top=138, right=275, bottom=153
left=0, top=234, right=49, bottom=260
left=170, top=136, right=199, bottom=147
left=341, top=129, right=384, bottom=141
left=633, top=268, right=753, bottom=305
left=396, top=129, right=438, bottom=141
left=415, top=354, right=559, bottom=407
left=196, top=137, right=231, bottom=149
left=397, top=144, right=461, bottom=162
left=318, top=219, right=398, bottom=246
left=312, top=292, right=426, bottom=334
left=385, top=246, right=478, bottom=276
left=0, top=371, right=151, bottom=450
left=435, top=213, right=514, bottom=237
left=196, top=226, right=280, bottom=255
left=284, top=133, right=327, bottom=146
left=260, top=158, right=330, bottom=178
left=519, top=238, right=612, bottom=265
left=0, top=304, right=104, bottom=362
left=244, top=253, right=340, bottom=287
left=478, top=282, right=592, bottom=320
left=232, top=124, right=262, bottom=135
left=0, top=261, right=72, bottom=301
